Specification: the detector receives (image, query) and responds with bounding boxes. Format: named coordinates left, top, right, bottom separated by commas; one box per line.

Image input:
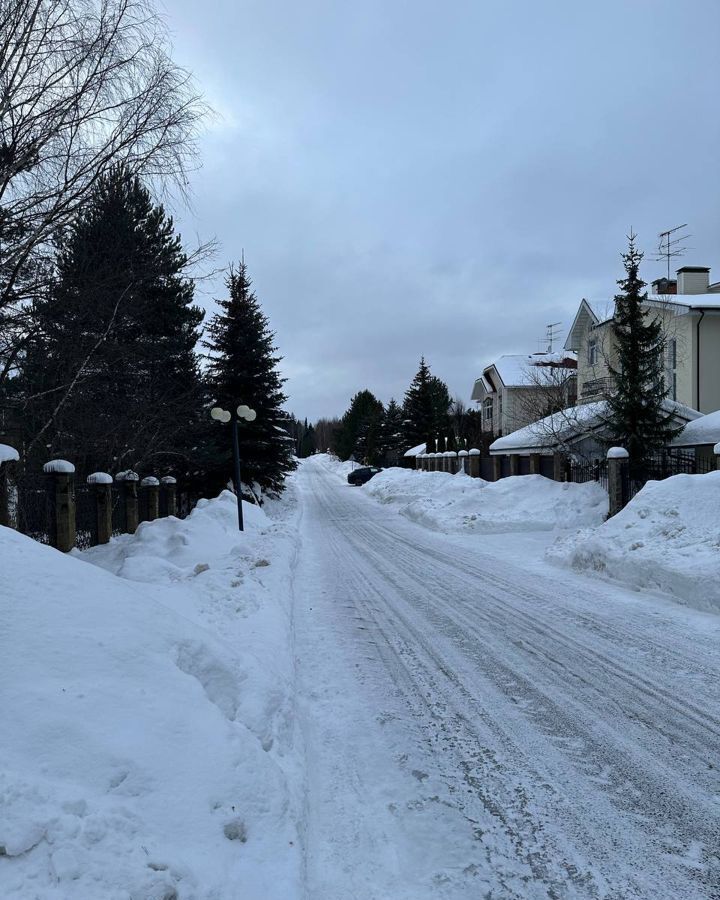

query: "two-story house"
left=565, top=265, right=720, bottom=414
left=471, top=351, right=577, bottom=437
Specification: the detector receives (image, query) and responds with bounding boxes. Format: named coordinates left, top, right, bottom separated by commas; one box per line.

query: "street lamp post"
left=210, top=403, right=257, bottom=532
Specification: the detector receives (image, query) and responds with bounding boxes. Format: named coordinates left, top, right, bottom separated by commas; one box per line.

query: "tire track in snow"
left=297, top=461, right=720, bottom=898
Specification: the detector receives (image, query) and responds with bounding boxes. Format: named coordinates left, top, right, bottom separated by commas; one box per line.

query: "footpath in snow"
left=1, top=490, right=303, bottom=900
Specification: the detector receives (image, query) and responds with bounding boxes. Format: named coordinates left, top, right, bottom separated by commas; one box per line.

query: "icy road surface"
left=293, top=457, right=720, bottom=899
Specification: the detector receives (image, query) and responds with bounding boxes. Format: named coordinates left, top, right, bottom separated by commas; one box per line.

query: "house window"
left=483, top=397, right=493, bottom=421
left=588, top=338, right=598, bottom=366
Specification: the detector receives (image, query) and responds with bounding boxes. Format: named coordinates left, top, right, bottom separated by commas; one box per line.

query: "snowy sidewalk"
left=1, top=491, right=304, bottom=900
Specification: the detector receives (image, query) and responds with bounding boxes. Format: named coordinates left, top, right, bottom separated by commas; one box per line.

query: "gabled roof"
left=564, top=299, right=600, bottom=351
left=483, top=352, right=577, bottom=390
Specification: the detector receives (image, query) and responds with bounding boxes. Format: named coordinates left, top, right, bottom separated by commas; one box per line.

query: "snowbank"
left=80, top=490, right=268, bottom=582
left=548, top=471, right=720, bottom=613
left=1, top=490, right=302, bottom=899
left=364, top=467, right=608, bottom=533
left=314, top=453, right=356, bottom=480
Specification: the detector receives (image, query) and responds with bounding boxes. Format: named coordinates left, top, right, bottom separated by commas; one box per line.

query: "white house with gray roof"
left=471, top=351, right=577, bottom=437
left=565, top=265, right=720, bottom=414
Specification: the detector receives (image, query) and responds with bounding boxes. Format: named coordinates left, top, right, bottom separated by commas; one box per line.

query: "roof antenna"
left=654, top=224, right=691, bottom=281
left=545, top=322, right=561, bottom=353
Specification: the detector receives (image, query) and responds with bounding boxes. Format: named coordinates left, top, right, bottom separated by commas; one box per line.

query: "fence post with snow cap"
left=117, top=470, right=140, bottom=534
left=607, top=447, right=630, bottom=517
left=458, top=449, right=468, bottom=474
left=447, top=451, right=458, bottom=473
left=161, top=476, right=178, bottom=516
left=87, top=473, right=113, bottom=545
left=715, top=443, right=720, bottom=471
left=141, top=476, right=160, bottom=522
left=43, top=460, right=76, bottom=552
left=0, top=444, right=19, bottom=528
left=468, top=449, right=481, bottom=478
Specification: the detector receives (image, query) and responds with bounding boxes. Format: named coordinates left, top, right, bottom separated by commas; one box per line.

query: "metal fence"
left=568, top=459, right=609, bottom=491
left=14, top=472, right=51, bottom=545
left=75, top=483, right=97, bottom=551
left=111, top=486, right=127, bottom=536
left=626, top=451, right=715, bottom=499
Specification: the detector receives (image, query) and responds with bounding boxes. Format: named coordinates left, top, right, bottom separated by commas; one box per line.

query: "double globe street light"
left=210, top=403, right=257, bottom=532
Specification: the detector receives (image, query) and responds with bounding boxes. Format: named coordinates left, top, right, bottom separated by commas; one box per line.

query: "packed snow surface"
left=292, top=457, right=720, bottom=898
left=359, top=465, right=608, bottom=533
left=1, top=491, right=302, bottom=900
left=5, top=458, right=720, bottom=899
left=548, top=471, right=720, bottom=613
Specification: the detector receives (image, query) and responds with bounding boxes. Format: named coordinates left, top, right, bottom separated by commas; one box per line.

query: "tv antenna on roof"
left=654, top=224, right=691, bottom=281
left=541, top=322, right=561, bottom=353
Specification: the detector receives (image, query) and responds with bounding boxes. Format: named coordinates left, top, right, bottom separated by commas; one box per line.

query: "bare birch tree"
left=0, top=0, right=207, bottom=386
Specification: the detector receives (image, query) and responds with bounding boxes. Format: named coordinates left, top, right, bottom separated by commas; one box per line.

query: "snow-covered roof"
left=490, top=399, right=700, bottom=455
left=404, top=442, right=426, bottom=458
left=484, top=352, right=577, bottom=390
left=490, top=401, right=607, bottom=454
left=672, top=408, right=720, bottom=447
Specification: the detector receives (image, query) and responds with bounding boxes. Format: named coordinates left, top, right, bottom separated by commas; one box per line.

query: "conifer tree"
left=203, top=262, right=295, bottom=496
left=403, top=357, right=452, bottom=452
left=299, top=422, right=316, bottom=458
left=335, top=390, right=384, bottom=463
left=21, top=167, right=204, bottom=473
left=380, top=398, right=406, bottom=464
left=605, top=234, right=682, bottom=469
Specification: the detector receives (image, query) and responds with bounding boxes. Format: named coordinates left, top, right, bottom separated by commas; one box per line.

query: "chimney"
left=676, top=266, right=710, bottom=294
left=651, top=277, right=677, bottom=295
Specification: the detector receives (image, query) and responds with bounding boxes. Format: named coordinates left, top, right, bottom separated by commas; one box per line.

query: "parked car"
left=347, top=466, right=383, bottom=486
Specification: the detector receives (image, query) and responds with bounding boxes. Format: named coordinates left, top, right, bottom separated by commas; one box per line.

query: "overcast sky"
left=167, top=0, right=720, bottom=421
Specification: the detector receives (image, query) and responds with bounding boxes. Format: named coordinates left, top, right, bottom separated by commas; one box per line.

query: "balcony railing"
left=580, top=377, right=612, bottom=399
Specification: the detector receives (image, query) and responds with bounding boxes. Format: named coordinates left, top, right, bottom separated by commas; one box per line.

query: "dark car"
left=347, top=466, right=383, bottom=486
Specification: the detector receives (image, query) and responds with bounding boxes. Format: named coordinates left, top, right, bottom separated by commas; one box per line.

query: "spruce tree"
left=335, top=390, right=384, bottom=463
left=203, top=262, right=295, bottom=496
left=21, top=167, right=204, bottom=473
left=605, top=235, right=682, bottom=469
left=403, top=357, right=452, bottom=452
left=379, top=398, right=406, bottom=464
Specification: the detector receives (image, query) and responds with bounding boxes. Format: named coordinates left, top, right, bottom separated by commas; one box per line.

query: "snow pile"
left=80, top=490, right=268, bottom=582
left=548, top=471, right=720, bottom=613
left=364, top=467, right=608, bottom=533
left=314, top=453, right=356, bottom=480
left=1, top=490, right=302, bottom=899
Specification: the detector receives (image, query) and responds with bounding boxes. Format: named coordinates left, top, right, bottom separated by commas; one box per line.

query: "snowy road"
left=292, top=457, right=720, bottom=899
